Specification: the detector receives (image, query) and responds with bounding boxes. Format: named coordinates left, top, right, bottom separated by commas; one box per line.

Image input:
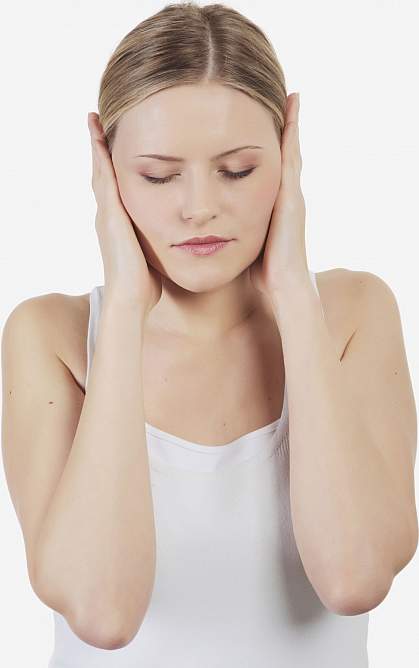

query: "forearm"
left=34, top=295, right=156, bottom=634
left=271, top=274, right=408, bottom=607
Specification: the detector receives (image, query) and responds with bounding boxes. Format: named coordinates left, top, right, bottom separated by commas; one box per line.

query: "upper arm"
left=1, top=296, right=85, bottom=596
left=339, top=270, right=418, bottom=561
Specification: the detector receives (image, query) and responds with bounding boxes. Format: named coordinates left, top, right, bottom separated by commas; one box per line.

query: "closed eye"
left=142, top=168, right=256, bottom=185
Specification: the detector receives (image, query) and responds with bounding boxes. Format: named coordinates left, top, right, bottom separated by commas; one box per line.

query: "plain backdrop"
left=1, top=1, right=418, bottom=666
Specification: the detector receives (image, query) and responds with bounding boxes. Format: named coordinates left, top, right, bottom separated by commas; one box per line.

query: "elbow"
left=31, top=548, right=154, bottom=649
left=72, top=623, right=133, bottom=651
left=67, top=602, right=147, bottom=650
left=324, top=570, right=393, bottom=616
left=326, top=520, right=419, bottom=616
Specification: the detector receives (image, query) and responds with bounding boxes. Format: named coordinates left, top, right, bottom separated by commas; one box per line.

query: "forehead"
left=115, top=83, right=274, bottom=153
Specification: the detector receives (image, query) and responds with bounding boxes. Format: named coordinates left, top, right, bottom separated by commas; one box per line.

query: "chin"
left=167, top=273, right=237, bottom=294
left=153, top=260, right=233, bottom=292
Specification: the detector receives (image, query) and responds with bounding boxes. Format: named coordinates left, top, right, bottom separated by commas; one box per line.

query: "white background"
left=0, top=1, right=418, bottom=665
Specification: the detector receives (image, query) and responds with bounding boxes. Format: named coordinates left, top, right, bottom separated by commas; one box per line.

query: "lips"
left=175, top=235, right=231, bottom=245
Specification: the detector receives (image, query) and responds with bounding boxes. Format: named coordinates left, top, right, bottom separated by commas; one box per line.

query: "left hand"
left=249, top=92, right=309, bottom=298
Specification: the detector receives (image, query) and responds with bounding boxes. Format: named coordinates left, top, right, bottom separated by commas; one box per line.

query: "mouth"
left=173, top=238, right=233, bottom=256
left=173, top=235, right=232, bottom=246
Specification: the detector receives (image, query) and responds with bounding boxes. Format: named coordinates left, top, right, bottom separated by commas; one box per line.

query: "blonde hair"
left=97, top=1, right=287, bottom=154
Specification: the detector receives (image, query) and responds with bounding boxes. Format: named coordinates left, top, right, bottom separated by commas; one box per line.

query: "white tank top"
left=48, top=270, right=369, bottom=667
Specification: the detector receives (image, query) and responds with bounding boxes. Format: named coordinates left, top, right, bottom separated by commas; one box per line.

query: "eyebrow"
left=131, top=145, right=263, bottom=162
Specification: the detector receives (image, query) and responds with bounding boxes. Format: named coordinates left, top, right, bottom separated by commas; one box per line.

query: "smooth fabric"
left=48, top=270, right=369, bottom=667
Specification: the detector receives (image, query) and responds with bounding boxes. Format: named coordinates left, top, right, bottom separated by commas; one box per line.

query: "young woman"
left=2, top=2, right=417, bottom=666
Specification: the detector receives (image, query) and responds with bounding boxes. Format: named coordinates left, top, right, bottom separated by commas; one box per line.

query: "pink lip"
left=174, top=235, right=231, bottom=245
left=174, top=240, right=232, bottom=256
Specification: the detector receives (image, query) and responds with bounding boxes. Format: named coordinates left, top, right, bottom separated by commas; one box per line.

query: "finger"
left=281, top=94, right=300, bottom=160
left=87, top=113, right=103, bottom=176
left=88, top=113, right=108, bottom=170
left=88, top=117, right=100, bottom=178
left=87, top=113, right=120, bottom=201
left=280, top=93, right=302, bottom=183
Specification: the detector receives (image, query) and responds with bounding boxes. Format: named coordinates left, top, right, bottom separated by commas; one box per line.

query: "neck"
left=145, top=269, right=269, bottom=342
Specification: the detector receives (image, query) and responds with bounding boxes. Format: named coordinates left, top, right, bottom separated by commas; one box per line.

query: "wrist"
left=268, top=271, right=319, bottom=328
left=268, top=269, right=313, bottom=303
left=102, top=291, right=148, bottom=325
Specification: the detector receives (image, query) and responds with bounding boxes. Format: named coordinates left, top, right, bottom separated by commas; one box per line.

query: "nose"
left=182, top=209, right=217, bottom=223
left=181, top=171, right=220, bottom=222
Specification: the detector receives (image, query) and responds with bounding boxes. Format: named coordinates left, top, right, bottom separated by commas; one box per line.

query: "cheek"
left=258, top=177, right=280, bottom=210
left=118, top=180, right=166, bottom=232
left=129, top=220, right=167, bottom=276
left=245, top=178, right=279, bottom=230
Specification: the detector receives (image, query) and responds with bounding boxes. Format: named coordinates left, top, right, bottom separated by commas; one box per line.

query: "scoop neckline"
left=144, top=391, right=288, bottom=451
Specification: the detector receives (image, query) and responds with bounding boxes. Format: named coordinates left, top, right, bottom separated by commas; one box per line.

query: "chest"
left=141, top=319, right=286, bottom=446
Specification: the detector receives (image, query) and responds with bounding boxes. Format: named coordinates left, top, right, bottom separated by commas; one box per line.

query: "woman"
left=2, top=2, right=417, bottom=666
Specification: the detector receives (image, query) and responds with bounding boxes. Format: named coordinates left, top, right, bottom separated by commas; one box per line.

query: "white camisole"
left=48, top=270, right=369, bottom=667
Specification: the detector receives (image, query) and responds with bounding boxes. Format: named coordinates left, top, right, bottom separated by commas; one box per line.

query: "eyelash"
left=142, top=168, right=255, bottom=185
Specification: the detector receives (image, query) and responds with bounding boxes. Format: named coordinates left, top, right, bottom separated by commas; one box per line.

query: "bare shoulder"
left=315, top=265, right=395, bottom=292
left=313, top=267, right=389, bottom=358
left=315, top=267, right=397, bottom=313
left=3, top=291, right=91, bottom=393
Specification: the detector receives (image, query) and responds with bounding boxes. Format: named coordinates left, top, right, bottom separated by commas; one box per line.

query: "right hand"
left=87, top=112, right=162, bottom=316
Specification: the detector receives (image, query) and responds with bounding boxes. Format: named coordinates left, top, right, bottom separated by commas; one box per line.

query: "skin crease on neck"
left=110, top=81, right=283, bottom=343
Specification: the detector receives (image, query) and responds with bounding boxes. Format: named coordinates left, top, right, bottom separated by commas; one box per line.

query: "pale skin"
left=110, top=82, right=283, bottom=340
left=106, top=82, right=419, bottom=612
left=2, top=81, right=417, bottom=648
